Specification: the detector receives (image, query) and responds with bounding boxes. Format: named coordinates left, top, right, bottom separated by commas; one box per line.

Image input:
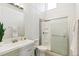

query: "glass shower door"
left=51, top=17, right=69, bottom=55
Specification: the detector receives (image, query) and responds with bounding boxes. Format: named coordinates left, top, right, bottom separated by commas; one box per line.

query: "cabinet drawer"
left=21, top=43, right=34, bottom=50
left=19, top=50, right=34, bottom=56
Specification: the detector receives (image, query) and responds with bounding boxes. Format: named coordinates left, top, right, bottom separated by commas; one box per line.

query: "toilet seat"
left=36, top=46, right=48, bottom=56
left=37, top=46, right=48, bottom=52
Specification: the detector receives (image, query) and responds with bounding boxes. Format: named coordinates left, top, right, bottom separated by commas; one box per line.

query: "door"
left=51, top=17, right=69, bottom=56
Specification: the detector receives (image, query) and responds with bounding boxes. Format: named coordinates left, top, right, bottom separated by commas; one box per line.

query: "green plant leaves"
left=0, top=22, right=5, bottom=42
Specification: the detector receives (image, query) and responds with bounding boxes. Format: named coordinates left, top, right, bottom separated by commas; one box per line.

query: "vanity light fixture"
left=9, top=3, right=23, bottom=10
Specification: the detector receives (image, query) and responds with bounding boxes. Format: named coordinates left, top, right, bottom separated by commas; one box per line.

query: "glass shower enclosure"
left=40, top=16, right=69, bottom=56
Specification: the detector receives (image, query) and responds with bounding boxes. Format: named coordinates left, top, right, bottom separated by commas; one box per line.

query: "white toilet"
left=34, top=39, right=47, bottom=56
left=36, top=46, right=48, bottom=56
left=36, top=45, right=62, bottom=56
left=34, top=39, right=61, bottom=56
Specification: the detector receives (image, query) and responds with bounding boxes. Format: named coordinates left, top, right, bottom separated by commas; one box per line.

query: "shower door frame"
left=39, top=16, right=70, bottom=56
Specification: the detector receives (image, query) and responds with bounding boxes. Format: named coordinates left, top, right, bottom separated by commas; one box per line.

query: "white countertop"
left=0, top=39, right=34, bottom=55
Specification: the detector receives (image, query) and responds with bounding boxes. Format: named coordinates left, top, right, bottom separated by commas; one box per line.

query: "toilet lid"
left=37, top=46, right=48, bottom=52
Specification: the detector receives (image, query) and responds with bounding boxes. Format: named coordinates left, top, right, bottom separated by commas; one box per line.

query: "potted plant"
left=0, top=22, right=5, bottom=42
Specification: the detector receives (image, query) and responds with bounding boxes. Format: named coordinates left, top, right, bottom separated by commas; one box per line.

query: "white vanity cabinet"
left=0, top=39, right=35, bottom=56
left=19, top=42, right=34, bottom=56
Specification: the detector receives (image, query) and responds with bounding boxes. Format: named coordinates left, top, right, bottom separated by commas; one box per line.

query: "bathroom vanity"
left=0, top=39, right=35, bottom=56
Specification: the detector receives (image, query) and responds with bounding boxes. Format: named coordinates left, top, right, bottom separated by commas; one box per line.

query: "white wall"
left=24, top=3, right=46, bottom=40
left=0, top=4, right=24, bottom=43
